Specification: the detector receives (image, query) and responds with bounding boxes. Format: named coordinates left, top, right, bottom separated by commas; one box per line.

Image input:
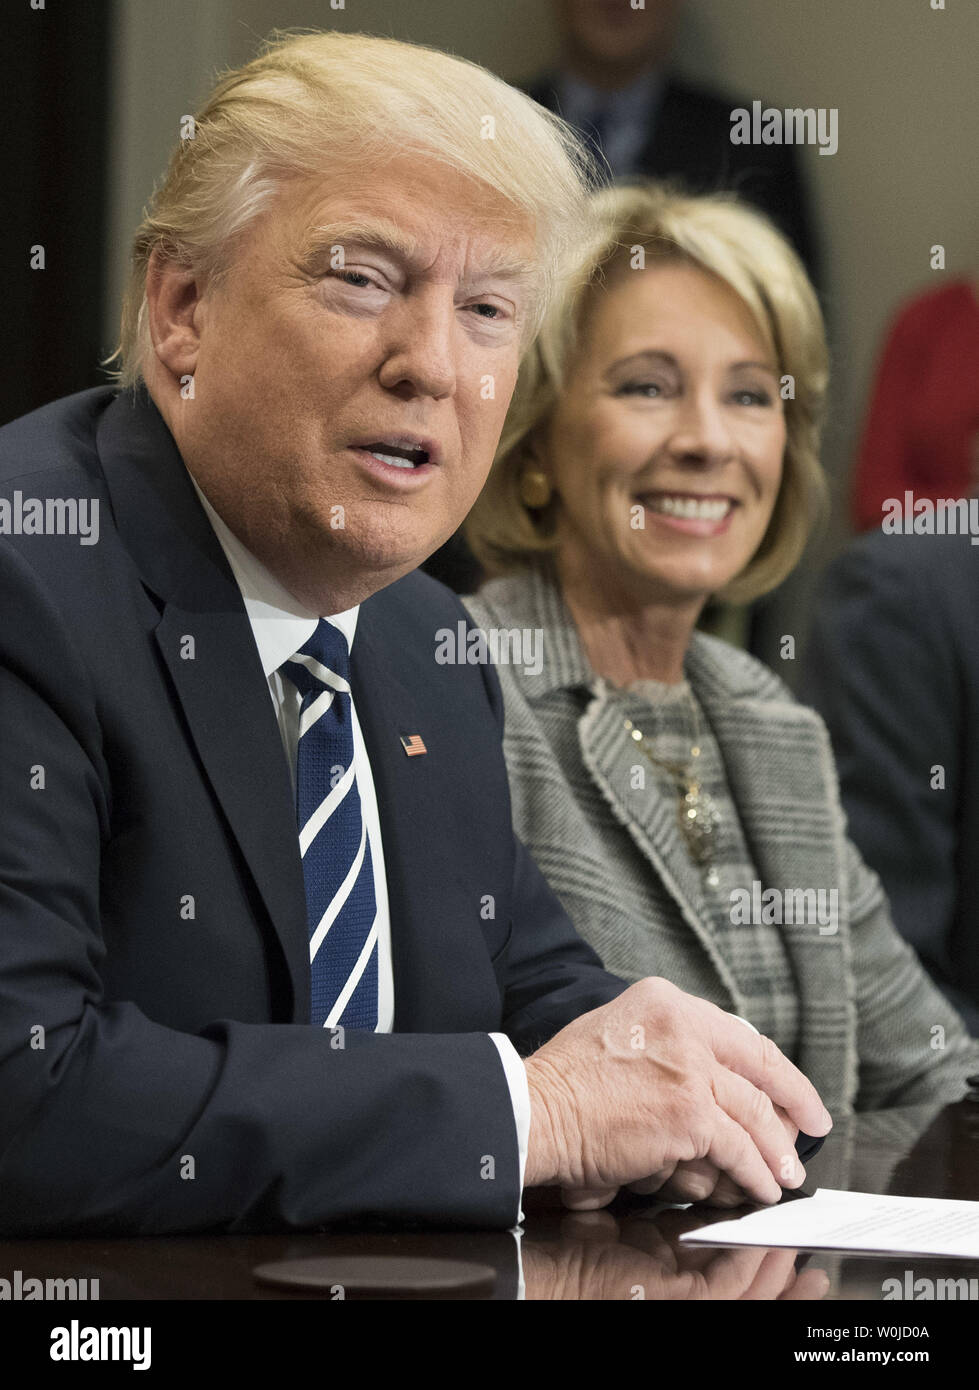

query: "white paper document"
left=679, top=1189, right=979, bottom=1259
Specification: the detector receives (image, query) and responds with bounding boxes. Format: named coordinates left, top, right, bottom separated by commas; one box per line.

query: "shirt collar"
left=186, top=470, right=359, bottom=678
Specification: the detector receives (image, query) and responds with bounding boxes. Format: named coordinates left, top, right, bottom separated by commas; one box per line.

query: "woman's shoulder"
left=462, top=573, right=816, bottom=726
left=461, top=567, right=593, bottom=699
left=686, top=630, right=798, bottom=709
left=463, top=578, right=803, bottom=708
left=461, top=569, right=547, bottom=629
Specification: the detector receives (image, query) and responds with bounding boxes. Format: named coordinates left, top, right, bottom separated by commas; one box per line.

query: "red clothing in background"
left=852, top=280, right=979, bottom=531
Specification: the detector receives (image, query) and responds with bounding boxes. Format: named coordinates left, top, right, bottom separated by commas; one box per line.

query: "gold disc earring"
left=519, top=468, right=552, bottom=509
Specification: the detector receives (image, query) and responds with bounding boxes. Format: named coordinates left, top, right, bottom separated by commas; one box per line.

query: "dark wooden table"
left=2, top=1099, right=976, bottom=1301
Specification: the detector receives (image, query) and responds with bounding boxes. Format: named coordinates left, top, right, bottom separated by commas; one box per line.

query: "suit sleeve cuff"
left=488, top=1032, right=529, bottom=1226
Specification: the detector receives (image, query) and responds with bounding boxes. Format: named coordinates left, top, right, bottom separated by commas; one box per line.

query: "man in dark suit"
left=805, top=527, right=979, bottom=1036
left=0, top=30, right=828, bottom=1237
left=529, top=0, right=819, bottom=274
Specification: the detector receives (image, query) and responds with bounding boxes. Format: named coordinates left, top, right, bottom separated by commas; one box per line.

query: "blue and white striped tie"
left=283, top=620, right=378, bottom=1030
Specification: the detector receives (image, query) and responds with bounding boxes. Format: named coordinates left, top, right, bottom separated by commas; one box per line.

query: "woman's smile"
left=638, top=489, right=739, bottom=536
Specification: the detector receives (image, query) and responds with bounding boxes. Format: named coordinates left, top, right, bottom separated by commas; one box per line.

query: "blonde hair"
left=466, top=181, right=830, bottom=604
left=105, top=28, right=600, bottom=389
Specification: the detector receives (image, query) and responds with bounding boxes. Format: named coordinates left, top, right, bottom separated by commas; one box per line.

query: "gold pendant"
left=678, top=779, right=720, bottom=866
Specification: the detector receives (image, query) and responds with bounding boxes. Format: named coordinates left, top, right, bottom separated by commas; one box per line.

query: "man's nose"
left=377, top=290, right=457, bottom=399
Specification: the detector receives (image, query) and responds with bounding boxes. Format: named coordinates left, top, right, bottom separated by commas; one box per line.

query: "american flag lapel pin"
left=400, top=733, right=427, bottom=757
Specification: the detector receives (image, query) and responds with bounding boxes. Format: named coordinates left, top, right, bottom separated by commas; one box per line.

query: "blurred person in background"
left=850, top=276, right=979, bottom=532
left=805, top=526, right=979, bottom=1035
left=462, top=185, right=979, bottom=1162
left=818, top=270, right=979, bottom=1027
left=526, top=0, right=819, bottom=276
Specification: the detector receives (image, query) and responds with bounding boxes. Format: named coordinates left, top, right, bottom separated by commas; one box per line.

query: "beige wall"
left=106, top=0, right=978, bottom=547
left=674, top=0, right=978, bottom=536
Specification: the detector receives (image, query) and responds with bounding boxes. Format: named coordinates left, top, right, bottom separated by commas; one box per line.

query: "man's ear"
left=144, top=247, right=204, bottom=380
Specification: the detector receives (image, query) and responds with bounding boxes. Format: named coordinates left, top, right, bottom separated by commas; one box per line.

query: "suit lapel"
left=688, top=645, right=858, bottom=1112
left=153, top=603, right=310, bottom=1020
left=97, top=388, right=310, bottom=1020
left=347, top=605, right=421, bottom=1026
left=580, top=656, right=857, bottom=1111
left=481, top=569, right=739, bottom=993
left=577, top=681, right=745, bottom=1008
left=350, top=591, right=491, bottom=1032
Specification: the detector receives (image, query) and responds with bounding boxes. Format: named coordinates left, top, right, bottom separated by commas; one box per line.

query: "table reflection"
left=518, top=1098, right=979, bottom=1300
left=0, top=1101, right=974, bottom=1300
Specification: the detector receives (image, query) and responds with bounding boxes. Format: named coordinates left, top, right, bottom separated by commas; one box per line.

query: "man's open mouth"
left=352, top=440, right=433, bottom=469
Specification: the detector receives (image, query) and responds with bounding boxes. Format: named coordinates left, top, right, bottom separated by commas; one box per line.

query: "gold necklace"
left=624, top=696, right=721, bottom=885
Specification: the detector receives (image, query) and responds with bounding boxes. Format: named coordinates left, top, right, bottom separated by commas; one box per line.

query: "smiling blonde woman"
left=463, top=181, right=979, bottom=1126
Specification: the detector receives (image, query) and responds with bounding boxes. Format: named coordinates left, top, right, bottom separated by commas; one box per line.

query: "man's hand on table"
left=523, top=977, right=832, bottom=1210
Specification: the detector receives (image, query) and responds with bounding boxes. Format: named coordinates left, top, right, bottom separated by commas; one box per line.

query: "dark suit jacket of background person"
left=0, top=384, right=631, bottom=1238
left=804, top=528, right=979, bottom=1035
left=523, top=72, right=820, bottom=283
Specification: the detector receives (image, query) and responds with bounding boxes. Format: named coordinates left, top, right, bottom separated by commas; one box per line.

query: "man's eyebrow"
left=297, top=219, right=418, bottom=268
left=296, top=218, right=538, bottom=286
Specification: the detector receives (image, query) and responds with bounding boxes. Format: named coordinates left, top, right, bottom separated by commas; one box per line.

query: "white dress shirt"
left=186, top=474, right=529, bottom=1223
